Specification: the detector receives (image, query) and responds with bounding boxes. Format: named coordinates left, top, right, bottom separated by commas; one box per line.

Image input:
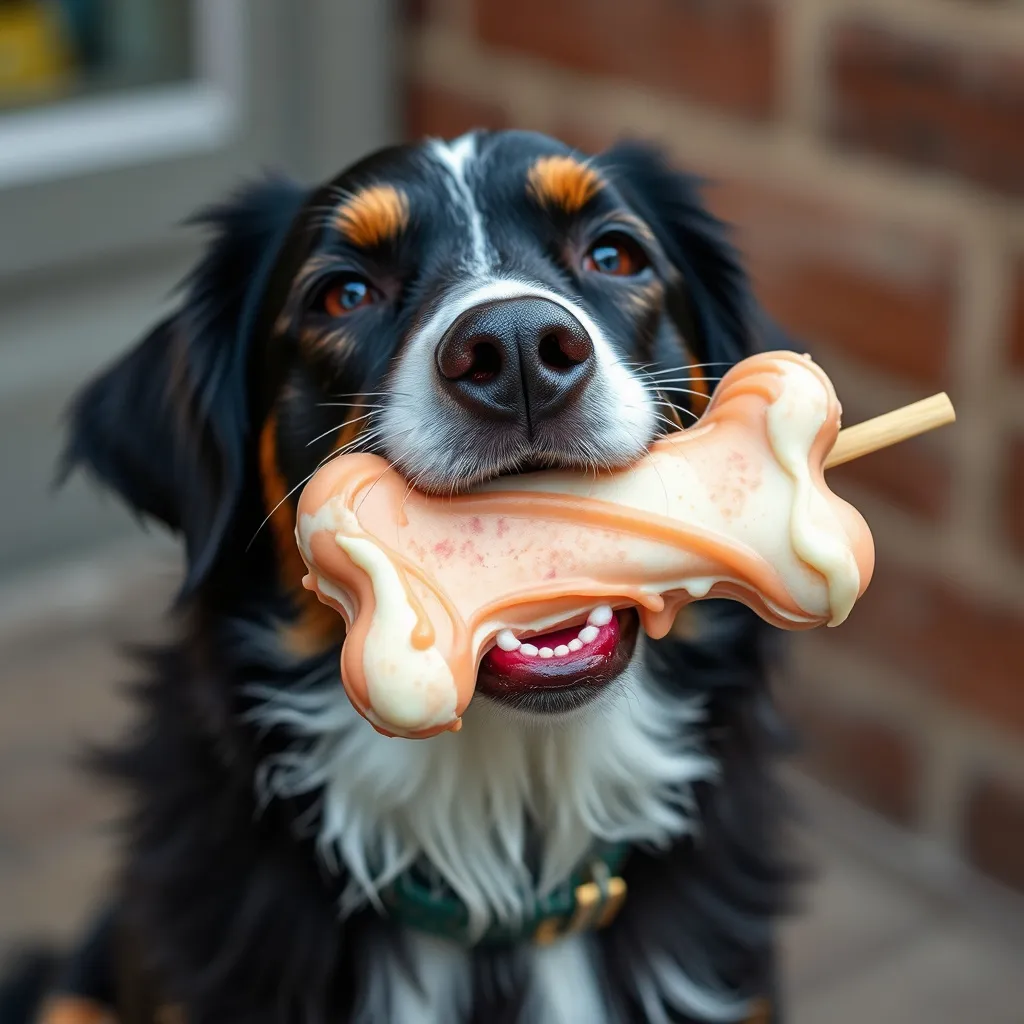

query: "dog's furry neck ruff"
left=247, top=633, right=715, bottom=941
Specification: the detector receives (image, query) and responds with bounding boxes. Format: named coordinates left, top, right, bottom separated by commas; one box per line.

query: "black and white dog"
left=5, top=130, right=798, bottom=1024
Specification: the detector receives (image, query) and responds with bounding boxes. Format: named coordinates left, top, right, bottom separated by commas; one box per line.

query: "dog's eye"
left=322, top=276, right=377, bottom=316
left=583, top=234, right=648, bottom=277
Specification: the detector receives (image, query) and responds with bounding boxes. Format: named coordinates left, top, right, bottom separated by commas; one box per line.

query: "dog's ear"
left=599, top=142, right=763, bottom=365
left=61, top=176, right=310, bottom=595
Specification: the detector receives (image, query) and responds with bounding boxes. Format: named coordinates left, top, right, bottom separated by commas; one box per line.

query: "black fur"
left=599, top=143, right=757, bottom=369
left=4, top=133, right=798, bottom=1024
left=0, top=951, right=58, bottom=1024
left=61, top=177, right=309, bottom=595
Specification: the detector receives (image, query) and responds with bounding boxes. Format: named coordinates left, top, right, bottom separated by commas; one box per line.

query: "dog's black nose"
left=435, top=297, right=595, bottom=428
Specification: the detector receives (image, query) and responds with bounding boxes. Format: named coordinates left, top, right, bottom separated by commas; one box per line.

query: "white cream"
left=313, top=574, right=356, bottom=622
left=333, top=534, right=459, bottom=733
left=765, top=359, right=861, bottom=626
left=683, top=578, right=715, bottom=599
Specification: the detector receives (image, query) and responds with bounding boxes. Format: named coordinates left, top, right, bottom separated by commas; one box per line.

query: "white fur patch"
left=429, top=133, right=491, bottom=273
left=527, top=935, right=610, bottom=1024
left=250, top=640, right=713, bottom=939
left=635, top=951, right=754, bottom=1023
left=353, top=930, right=472, bottom=1024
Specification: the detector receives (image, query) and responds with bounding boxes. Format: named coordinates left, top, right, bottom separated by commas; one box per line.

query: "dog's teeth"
left=520, top=643, right=539, bottom=657
left=568, top=638, right=583, bottom=652
left=553, top=644, right=570, bottom=657
left=578, top=625, right=599, bottom=644
left=587, top=605, right=613, bottom=627
left=538, top=647, right=554, bottom=658
left=496, top=629, right=520, bottom=652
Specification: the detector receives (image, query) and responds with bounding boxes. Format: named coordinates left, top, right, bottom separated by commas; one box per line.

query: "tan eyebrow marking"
left=334, top=184, right=410, bottom=248
left=527, top=155, right=602, bottom=214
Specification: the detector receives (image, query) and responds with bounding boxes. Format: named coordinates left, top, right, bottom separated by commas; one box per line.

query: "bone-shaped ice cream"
left=297, top=351, right=886, bottom=738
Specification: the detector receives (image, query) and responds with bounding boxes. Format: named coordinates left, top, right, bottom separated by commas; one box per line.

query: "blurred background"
left=1, top=0, right=1023, bottom=1020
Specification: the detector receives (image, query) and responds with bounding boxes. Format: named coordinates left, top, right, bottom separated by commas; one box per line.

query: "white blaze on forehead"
left=429, top=133, right=490, bottom=273
left=765, top=358, right=861, bottom=626
left=332, top=534, right=459, bottom=735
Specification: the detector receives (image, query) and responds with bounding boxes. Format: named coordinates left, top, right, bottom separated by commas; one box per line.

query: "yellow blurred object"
left=0, top=1, right=75, bottom=108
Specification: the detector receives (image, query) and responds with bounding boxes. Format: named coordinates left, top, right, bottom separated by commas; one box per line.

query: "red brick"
left=1001, top=437, right=1024, bottom=558
left=1010, top=256, right=1024, bottom=371
left=402, top=0, right=430, bottom=23
left=550, top=122, right=619, bottom=157
left=828, top=436, right=950, bottom=522
left=834, top=563, right=1024, bottom=737
left=965, top=775, right=1024, bottom=893
left=788, top=695, right=921, bottom=825
left=826, top=21, right=1024, bottom=197
left=404, top=83, right=508, bottom=141
left=707, top=178, right=956, bottom=387
left=822, top=375, right=952, bottom=520
left=474, top=0, right=779, bottom=121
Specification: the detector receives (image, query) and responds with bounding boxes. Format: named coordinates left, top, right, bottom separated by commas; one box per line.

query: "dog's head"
left=65, top=130, right=765, bottom=714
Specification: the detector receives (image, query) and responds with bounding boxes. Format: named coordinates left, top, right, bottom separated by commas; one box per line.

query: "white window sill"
left=0, top=0, right=246, bottom=190
left=0, top=83, right=241, bottom=189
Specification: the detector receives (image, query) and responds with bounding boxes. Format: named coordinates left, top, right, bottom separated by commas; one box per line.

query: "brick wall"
left=400, top=0, right=1024, bottom=897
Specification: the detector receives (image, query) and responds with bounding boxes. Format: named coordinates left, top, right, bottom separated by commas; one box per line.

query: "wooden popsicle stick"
left=825, top=392, right=956, bottom=470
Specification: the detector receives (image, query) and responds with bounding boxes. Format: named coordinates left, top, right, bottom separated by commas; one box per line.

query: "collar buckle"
left=533, top=859, right=627, bottom=945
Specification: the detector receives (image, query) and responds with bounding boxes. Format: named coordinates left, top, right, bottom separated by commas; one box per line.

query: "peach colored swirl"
left=295, top=351, right=875, bottom=738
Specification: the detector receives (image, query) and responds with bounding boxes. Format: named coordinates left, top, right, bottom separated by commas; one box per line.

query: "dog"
left=4, top=130, right=799, bottom=1024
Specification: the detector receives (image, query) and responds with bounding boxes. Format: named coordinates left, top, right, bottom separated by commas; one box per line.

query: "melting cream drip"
left=334, top=534, right=459, bottom=735
left=765, top=359, right=861, bottom=626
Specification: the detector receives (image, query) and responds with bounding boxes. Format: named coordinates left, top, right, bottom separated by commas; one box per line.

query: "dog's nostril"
left=538, top=327, right=592, bottom=371
left=466, top=341, right=502, bottom=383
left=437, top=335, right=503, bottom=381
left=539, top=332, right=572, bottom=370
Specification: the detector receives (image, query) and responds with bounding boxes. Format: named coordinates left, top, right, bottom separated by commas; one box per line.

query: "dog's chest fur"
left=246, top=633, right=755, bottom=1023
left=253, top=639, right=712, bottom=927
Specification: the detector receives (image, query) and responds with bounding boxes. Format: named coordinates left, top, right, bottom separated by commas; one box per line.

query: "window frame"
left=0, top=0, right=399, bottom=279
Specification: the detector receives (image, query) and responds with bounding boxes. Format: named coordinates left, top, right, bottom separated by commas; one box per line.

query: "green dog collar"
left=380, top=842, right=631, bottom=947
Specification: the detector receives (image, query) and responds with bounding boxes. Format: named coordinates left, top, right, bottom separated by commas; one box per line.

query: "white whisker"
left=652, top=411, right=694, bottom=436
left=637, top=375, right=724, bottom=387
left=654, top=386, right=713, bottom=403
left=652, top=400, right=699, bottom=423
left=326, top=391, right=401, bottom=400
left=317, top=427, right=387, bottom=467
left=245, top=425, right=401, bottom=552
left=305, top=410, right=377, bottom=448
left=246, top=468, right=321, bottom=552
left=641, top=362, right=735, bottom=376
left=316, top=401, right=386, bottom=410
